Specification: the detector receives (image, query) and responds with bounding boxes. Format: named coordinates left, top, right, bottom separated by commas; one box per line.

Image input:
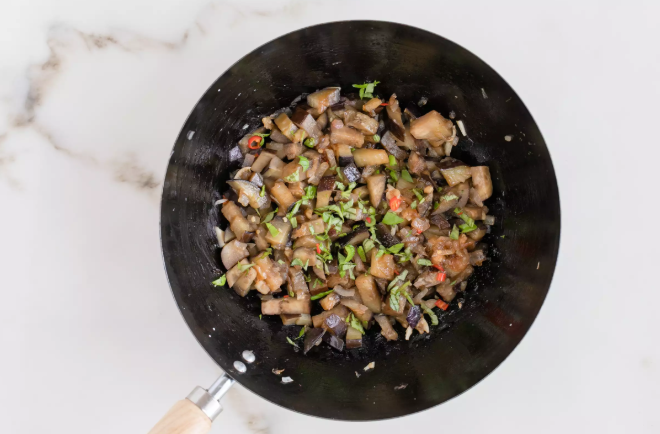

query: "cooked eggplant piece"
left=281, top=160, right=307, bottom=183
left=352, top=149, right=389, bottom=167
left=291, top=107, right=322, bottom=139
left=316, top=112, right=328, bottom=130
left=355, top=274, right=382, bottom=313
left=345, top=326, right=363, bottom=349
left=307, top=87, right=341, bottom=112
left=320, top=292, right=341, bottom=310
left=366, top=174, right=386, bottom=207
left=280, top=313, right=312, bottom=326
left=221, top=201, right=253, bottom=242
left=410, top=110, right=454, bottom=145
left=227, top=259, right=257, bottom=297
left=254, top=255, right=286, bottom=292
left=341, top=299, right=373, bottom=322
left=407, top=151, right=426, bottom=175
left=441, top=165, right=472, bottom=187
left=316, top=176, right=336, bottom=209
left=227, top=180, right=268, bottom=209
left=323, top=313, right=348, bottom=337
left=374, top=315, right=398, bottom=341
left=346, top=111, right=379, bottom=135
left=370, top=249, right=396, bottom=280
left=330, top=122, right=365, bottom=147
left=221, top=239, right=249, bottom=270
left=337, top=225, right=369, bottom=248
left=269, top=129, right=290, bottom=144
left=303, top=327, right=326, bottom=354
left=287, top=268, right=310, bottom=300
left=362, top=97, right=382, bottom=115
left=312, top=305, right=350, bottom=327
left=322, top=333, right=345, bottom=351
left=341, top=162, right=361, bottom=183
left=292, top=247, right=317, bottom=268
left=385, top=94, right=405, bottom=140
left=292, top=219, right=325, bottom=238
left=380, top=131, right=408, bottom=160
left=274, top=113, right=298, bottom=141
left=264, top=216, right=292, bottom=249
left=376, top=224, right=401, bottom=248
left=335, top=143, right=354, bottom=167
left=270, top=181, right=296, bottom=210
left=430, top=213, right=451, bottom=230
left=466, top=223, right=488, bottom=241
left=469, top=249, right=487, bottom=266
left=471, top=166, right=493, bottom=201
left=406, top=305, right=422, bottom=329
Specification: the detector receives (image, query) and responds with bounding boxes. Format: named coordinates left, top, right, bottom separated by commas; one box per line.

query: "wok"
left=153, top=20, right=560, bottom=433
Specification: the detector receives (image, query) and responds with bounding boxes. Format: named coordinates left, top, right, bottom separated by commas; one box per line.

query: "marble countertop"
left=2, top=1, right=659, bottom=432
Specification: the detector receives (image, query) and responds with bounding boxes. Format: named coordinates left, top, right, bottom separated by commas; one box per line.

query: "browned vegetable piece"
left=330, top=121, right=365, bottom=147
left=355, top=274, right=382, bottom=313
left=415, top=316, right=430, bottom=334
left=326, top=273, right=351, bottom=289
left=254, top=255, right=286, bottom=292
left=341, top=299, right=373, bottom=323
left=291, top=107, right=322, bottom=139
left=221, top=239, right=249, bottom=270
left=312, top=305, right=350, bottom=327
left=288, top=268, right=310, bottom=300
left=381, top=296, right=406, bottom=316
left=316, top=176, right=335, bottom=208
left=274, top=113, right=298, bottom=141
left=444, top=250, right=470, bottom=277
left=362, top=97, right=382, bottom=115
left=365, top=174, right=386, bottom=207
left=410, top=110, right=454, bottom=145
left=221, top=201, right=253, bottom=242
left=385, top=94, right=405, bottom=141
left=469, top=249, right=487, bottom=266
left=227, top=180, right=268, bottom=209
left=466, top=224, right=487, bottom=241
left=346, top=111, right=379, bottom=135
left=352, top=149, right=389, bottom=167
left=380, top=131, right=408, bottom=160
left=226, top=259, right=256, bottom=297
left=345, top=326, right=363, bottom=349
left=280, top=314, right=312, bottom=326
left=471, top=166, right=493, bottom=201
left=437, top=284, right=456, bottom=303
left=323, top=313, right=348, bottom=337
left=292, top=247, right=317, bottom=268
left=264, top=216, right=292, bottom=249
left=374, top=315, right=398, bottom=341
left=307, top=87, right=341, bottom=112
left=270, top=181, right=296, bottom=210
left=370, top=249, right=396, bottom=280
left=250, top=152, right=275, bottom=174
left=320, top=292, right=341, bottom=310
left=293, top=235, right=319, bottom=249
left=463, top=206, right=487, bottom=220
left=316, top=112, right=328, bottom=130
left=281, top=160, right=307, bottom=183
left=284, top=142, right=304, bottom=160
left=261, top=297, right=311, bottom=315
left=407, top=151, right=426, bottom=175
left=441, top=165, right=472, bottom=187
left=262, top=155, right=285, bottom=180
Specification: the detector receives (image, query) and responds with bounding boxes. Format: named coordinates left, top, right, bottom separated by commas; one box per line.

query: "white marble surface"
left=1, top=0, right=659, bottom=432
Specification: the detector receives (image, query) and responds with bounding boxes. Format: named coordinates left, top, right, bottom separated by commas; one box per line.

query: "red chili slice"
left=436, top=272, right=447, bottom=282
left=435, top=299, right=449, bottom=310
left=247, top=135, right=264, bottom=149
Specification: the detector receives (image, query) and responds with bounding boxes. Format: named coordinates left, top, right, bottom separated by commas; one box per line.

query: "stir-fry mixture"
left=212, top=82, right=494, bottom=353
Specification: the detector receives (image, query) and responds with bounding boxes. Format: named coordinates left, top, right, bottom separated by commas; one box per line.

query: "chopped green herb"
left=401, top=170, right=413, bottom=183
left=313, top=278, right=322, bottom=288
left=450, top=225, right=459, bottom=240
left=262, top=207, right=278, bottom=224
left=277, top=259, right=285, bottom=265
left=291, top=258, right=304, bottom=267
left=363, top=238, right=375, bottom=254
left=417, top=258, right=433, bottom=267
left=397, top=247, right=413, bottom=263
left=455, top=208, right=478, bottom=233
left=388, top=243, right=405, bottom=254
left=310, top=289, right=334, bottom=300
left=260, top=185, right=266, bottom=197
left=344, top=245, right=356, bottom=262
left=374, top=169, right=380, bottom=175
left=389, top=155, right=396, bottom=167
left=388, top=169, right=399, bottom=183
left=303, top=137, right=316, bottom=148
left=500, top=235, right=505, bottom=238
left=303, top=273, right=311, bottom=282
left=433, top=202, right=440, bottom=210
left=413, top=189, right=425, bottom=201
left=411, top=200, right=417, bottom=209
left=373, top=134, right=381, bottom=143
left=421, top=304, right=439, bottom=326
left=283, top=170, right=300, bottom=183
left=357, top=246, right=367, bottom=262
left=260, top=248, right=273, bottom=258
left=347, top=313, right=365, bottom=334
left=259, top=314, right=262, bottom=320
left=289, top=215, right=297, bottom=228
left=352, top=80, right=380, bottom=99
left=296, top=326, right=307, bottom=339
left=382, top=211, right=405, bottom=226
left=440, top=193, right=458, bottom=202
left=212, top=274, right=226, bottom=286
left=298, top=155, right=310, bottom=172
left=286, top=337, right=299, bottom=348
left=265, top=222, right=279, bottom=236
left=237, top=263, right=255, bottom=273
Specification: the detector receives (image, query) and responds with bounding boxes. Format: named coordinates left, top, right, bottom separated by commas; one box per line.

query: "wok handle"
left=148, top=373, right=235, bottom=434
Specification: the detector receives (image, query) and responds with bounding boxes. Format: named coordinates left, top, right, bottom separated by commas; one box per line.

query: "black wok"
left=158, top=20, right=560, bottom=425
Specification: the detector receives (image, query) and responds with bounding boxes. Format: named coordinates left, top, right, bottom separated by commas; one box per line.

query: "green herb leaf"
left=397, top=247, right=413, bottom=263
left=440, top=193, right=458, bottom=202
left=260, top=248, right=273, bottom=258
left=374, top=169, right=380, bottom=175
left=450, top=225, right=459, bottom=240
left=277, top=259, right=285, bottom=265
left=357, top=246, right=367, bottom=262
left=388, top=243, right=405, bottom=254
left=296, top=326, right=307, bottom=339
left=363, top=238, right=375, bottom=254
left=376, top=248, right=386, bottom=259
left=347, top=313, right=365, bottom=334
left=265, top=222, right=279, bottom=236
left=421, top=304, right=439, bottom=326
left=433, top=202, right=440, bottom=210
left=500, top=235, right=505, bottom=238
left=373, top=134, right=381, bottom=143
left=212, top=274, right=226, bottom=286
left=455, top=208, right=478, bottom=233
left=298, top=155, right=310, bottom=172
left=286, top=337, right=299, bottom=348
left=259, top=314, right=262, bottom=320
left=389, top=169, right=399, bottom=182
left=382, top=211, right=405, bottom=226
left=283, top=170, right=300, bottom=183
left=260, top=185, right=266, bottom=197
left=412, top=188, right=424, bottom=201
left=417, top=258, right=433, bottom=267
left=262, top=207, right=278, bottom=224
left=311, top=289, right=334, bottom=300
left=401, top=169, right=413, bottom=183
left=291, top=258, right=304, bottom=267
left=344, top=245, right=356, bottom=262
left=237, top=263, right=255, bottom=273
left=303, top=137, right=316, bottom=148
left=388, top=155, right=396, bottom=167
left=411, top=200, right=417, bottom=209
left=352, top=80, right=380, bottom=99
left=289, top=215, right=298, bottom=228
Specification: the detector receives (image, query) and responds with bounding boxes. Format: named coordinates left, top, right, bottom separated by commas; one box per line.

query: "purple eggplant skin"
left=376, top=224, right=401, bottom=248
left=324, top=313, right=348, bottom=338
left=323, top=333, right=345, bottom=351
left=406, top=305, right=422, bottom=329
left=341, top=162, right=361, bottom=183
left=303, top=328, right=326, bottom=354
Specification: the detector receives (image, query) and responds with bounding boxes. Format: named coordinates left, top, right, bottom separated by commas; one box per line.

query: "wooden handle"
left=148, top=399, right=212, bottom=434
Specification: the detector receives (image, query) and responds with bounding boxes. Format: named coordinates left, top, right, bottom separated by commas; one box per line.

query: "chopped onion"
left=405, top=326, right=413, bottom=340
left=215, top=199, right=228, bottom=206
left=456, top=120, right=467, bottom=136
left=363, top=362, right=375, bottom=371
left=214, top=227, right=226, bottom=247
left=444, top=141, right=452, bottom=157
left=333, top=285, right=355, bottom=297
left=281, top=376, right=293, bottom=384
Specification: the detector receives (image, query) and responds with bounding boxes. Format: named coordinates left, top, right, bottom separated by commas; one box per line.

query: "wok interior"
left=161, top=21, right=560, bottom=420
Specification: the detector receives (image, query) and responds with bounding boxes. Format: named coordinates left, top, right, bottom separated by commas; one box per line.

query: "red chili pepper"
left=366, top=217, right=372, bottom=223
left=380, top=103, right=389, bottom=106
left=389, top=196, right=401, bottom=211
left=433, top=264, right=445, bottom=272
left=393, top=269, right=399, bottom=275
left=435, top=299, right=449, bottom=310
left=247, top=135, right=264, bottom=150
left=417, top=229, right=422, bottom=234
left=456, top=211, right=463, bottom=216
left=436, top=272, right=447, bottom=282
left=283, top=295, right=289, bottom=298
left=316, top=243, right=321, bottom=254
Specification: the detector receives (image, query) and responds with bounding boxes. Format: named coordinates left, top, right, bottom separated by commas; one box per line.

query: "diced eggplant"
left=330, top=124, right=365, bottom=147
left=341, top=162, right=361, bottom=183
left=355, top=274, right=382, bottom=313
left=221, top=201, right=253, bottom=242
left=221, top=239, right=249, bottom=270
left=326, top=273, right=351, bottom=289
left=292, top=219, right=325, bottom=238
left=292, top=247, right=317, bottom=268
left=274, top=113, right=298, bottom=140
left=380, top=131, right=408, bottom=160
left=287, top=268, right=310, bottom=300
left=280, top=314, right=312, bottom=326
left=345, top=326, right=363, bottom=349
left=417, top=191, right=434, bottom=217
left=312, top=305, right=350, bottom=328
left=370, top=249, right=396, bottom=280
left=381, top=296, right=405, bottom=316
left=410, top=110, right=454, bottom=144
left=469, top=249, right=487, bottom=266
left=264, top=216, right=292, bottom=249
left=463, top=206, right=487, bottom=220
left=346, top=111, right=379, bottom=135
left=269, top=129, right=290, bottom=144
left=466, top=223, right=488, bottom=241
left=307, top=87, right=341, bottom=112
left=374, top=315, right=398, bottom=341
left=407, top=151, right=426, bottom=175
left=254, top=255, right=286, bottom=292
left=385, top=94, right=406, bottom=141
left=337, top=225, right=370, bottom=248
left=293, top=235, right=319, bottom=249
left=284, top=142, right=304, bottom=160
left=227, top=259, right=256, bottom=297
left=227, top=180, right=268, bottom=209
left=281, top=160, right=307, bottom=183
left=376, top=224, right=401, bottom=248
left=406, top=305, right=422, bottom=328
left=415, top=316, right=430, bottom=334
left=291, top=107, right=322, bottom=139
left=316, top=112, right=328, bottom=130
left=362, top=97, right=382, bottom=115
left=430, top=213, right=451, bottom=230
left=270, top=181, right=296, bottom=210
left=303, top=327, right=326, bottom=354
left=366, top=174, right=386, bottom=207
left=441, top=165, right=472, bottom=187
left=322, top=333, right=345, bottom=351
left=471, top=166, right=493, bottom=201
left=308, top=277, right=328, bottom=296
left=340, top=299, right=373, bottom=323
left=352, top=149, right=389, bottom=167
left=323, top=313, right=348, bottom=337
left=436, top=284, right=456, bottom=303
left=320, top=292, right=341, bottom=310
